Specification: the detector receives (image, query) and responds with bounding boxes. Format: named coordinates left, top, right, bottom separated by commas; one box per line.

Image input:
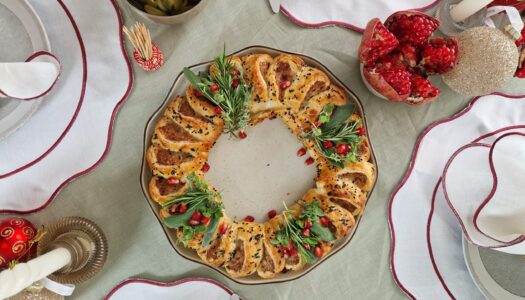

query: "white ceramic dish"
left=125, top=0, right=209, bottom=25
left=0, top=0, right=50, bottom=140
left=140, top=46, right=377, bottom=284
left=463, top=237, right=525, bottom=300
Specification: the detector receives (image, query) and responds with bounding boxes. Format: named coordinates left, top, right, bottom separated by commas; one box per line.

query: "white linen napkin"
left=443, top=132, right=525, bottom=254
left=279, top=0, right=441, bottom=31
left=0, top=51, right=60, bottom=100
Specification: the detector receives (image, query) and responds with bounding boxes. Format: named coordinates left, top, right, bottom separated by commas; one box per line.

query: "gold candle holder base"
left=36, top=217, right=108, bottom=285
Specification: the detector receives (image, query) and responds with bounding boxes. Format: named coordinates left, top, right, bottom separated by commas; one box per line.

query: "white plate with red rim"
left=104, top=277, right=239, bottom=300
left=139, top=45, right=378, bottom=284
left=0, top=0, right=51, bottom=140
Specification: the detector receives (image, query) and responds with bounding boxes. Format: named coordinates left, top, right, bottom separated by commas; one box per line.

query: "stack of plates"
left=0, top=0, right=50, bottom=139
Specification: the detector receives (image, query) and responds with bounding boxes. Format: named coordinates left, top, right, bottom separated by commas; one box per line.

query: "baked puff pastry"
left=164, top=96, right=222, bottom=145
left=279, top=67, right=330, bottom=134
left=302, top=189, right=355, bottom=239
left=197, top=216, right=233, bottom=267
left=149, top=175, right=189, bottom=205
left=185, top=86, right=224, bottom=125
left=146, top=141, right=207, bottom=178
left=297, top=85, right=347, bottom=130
left=241, top=54, right=275, bottom=123
left=224, top=221, right=265, bottom=278
left=154, top=116, right=206, bottom=153
left=257, top=215, right=286, bottom=278
left=265, top=54, right=304, bottom=109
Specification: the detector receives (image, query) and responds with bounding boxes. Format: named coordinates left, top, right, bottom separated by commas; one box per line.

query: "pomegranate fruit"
left=385, top=11, right=440, bottom=46
left=359, top=10, right=456, bottom=105
left=419, top=37, right=459, bottom=75
left=358, top=19, right=400, bottom=67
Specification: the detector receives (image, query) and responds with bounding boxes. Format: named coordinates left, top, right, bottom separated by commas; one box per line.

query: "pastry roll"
left=279, top=66, right=330, bottom=134
left=197, top=215, right=233, bottom=267
left=257, top=216, right=286, bottom=278
left=265, top=54, right=304, bottom=108
left=149, top=175, right=189, bottom=205
left=302, top=189, right=355, bottom=239
left=282, top=203, right=306, bottom=271
left=176, top=230, right=204, bottom=251
left=224, top=221, right=265, bottom=278
left=146, top=141, right=207, bottom=178
left=241, top=54, right=275, bottom=123
left=210, top=55, right=244, bottom=79
left=297, top=85, right=347, bottom=131
left=185, top=86, right=224, bottom=126
left=164, top=96, right=222, bottom=144
left=153, top=116, right=205, bottom=152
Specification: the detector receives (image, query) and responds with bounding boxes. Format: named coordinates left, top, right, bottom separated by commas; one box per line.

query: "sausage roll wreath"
left=147, top=50, right=376, bottom=279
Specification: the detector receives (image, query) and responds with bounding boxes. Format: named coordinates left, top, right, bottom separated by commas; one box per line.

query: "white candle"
left=0, top=247, right=71, bottom=299
left=450, top=0, right=493, bottom=22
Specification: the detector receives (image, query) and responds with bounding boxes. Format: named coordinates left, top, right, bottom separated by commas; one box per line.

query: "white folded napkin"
left=443, top=132, right=525, bottom=254
left=0, top=51, right=60, bottom=100
left=279, top=0, right=440, bottom=31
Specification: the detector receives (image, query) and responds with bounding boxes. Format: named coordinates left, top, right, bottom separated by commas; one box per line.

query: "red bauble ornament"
left=0, top=218, right=37, bottom=269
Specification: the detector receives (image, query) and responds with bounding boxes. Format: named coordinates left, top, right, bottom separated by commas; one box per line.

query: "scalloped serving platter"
left=140, top=46, right=377, bottom=284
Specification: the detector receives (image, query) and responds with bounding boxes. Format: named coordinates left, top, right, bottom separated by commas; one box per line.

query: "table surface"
left=24, top=1, right=525, bottom=299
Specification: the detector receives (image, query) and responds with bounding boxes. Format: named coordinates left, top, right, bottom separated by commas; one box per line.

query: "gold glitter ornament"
left=443, top=27, right=519, bottom=97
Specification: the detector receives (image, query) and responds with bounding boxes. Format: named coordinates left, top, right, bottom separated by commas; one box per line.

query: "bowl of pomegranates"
left=358, top=11, right=459, bottom=105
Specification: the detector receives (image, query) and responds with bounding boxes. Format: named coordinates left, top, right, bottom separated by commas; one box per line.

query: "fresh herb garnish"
left=270, top=201, right=335, bottom=263
left=302, top=103, right=364, bottom=168
left=162, top=173, right=224, bottom=246
left=183, top=47, right=252, bottom=137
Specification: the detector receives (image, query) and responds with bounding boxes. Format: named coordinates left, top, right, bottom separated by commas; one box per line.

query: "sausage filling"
left=156, top=177, right=185, bottom=195
left=156, top=148, right=192, bottom=166
left=259, top=245, right=275, bottom=272
left=228, top=239, right=245, bottom=272
left=159, top=120, right=196, bottom=142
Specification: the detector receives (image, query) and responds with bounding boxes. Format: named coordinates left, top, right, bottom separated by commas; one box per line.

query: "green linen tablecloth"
left=23, top=1, right=525, bottom=299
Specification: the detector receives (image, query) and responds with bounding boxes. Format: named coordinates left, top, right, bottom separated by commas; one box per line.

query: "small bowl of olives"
left=126, top=0, right=208, bottom=25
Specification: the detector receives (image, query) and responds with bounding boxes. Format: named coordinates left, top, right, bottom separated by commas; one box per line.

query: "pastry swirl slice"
left=241, top=54, right=275, bottom=123
left=164, top=96, right=222, bottom=144
left=224, top=221, right=265, bottom=278
left=279, top=66, right=330, bottom=134
left=149, top=175, right=189, bottom=205
left=185, top=86, right=224, bottom=125
left=297, top=85, right=347, bottom=131
left=282, top=203, right=306, bottom=271
left=302, top=189, right=355, bottom=239
left=197, top=216, right=233, bottom=267
left=257, top=216, right=286, bottom=278
left=265, top=54, right=304, bottom=108
left=146, top=141, right=207, bottom=178
left=154, top=116, right=205, bottom=153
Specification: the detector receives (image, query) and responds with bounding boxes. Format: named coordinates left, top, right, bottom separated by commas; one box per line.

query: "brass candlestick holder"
left=36, top=216, right=108, bottom=284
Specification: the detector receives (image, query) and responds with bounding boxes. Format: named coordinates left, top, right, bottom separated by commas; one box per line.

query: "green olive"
left=144, top=4, right=167, bottom=15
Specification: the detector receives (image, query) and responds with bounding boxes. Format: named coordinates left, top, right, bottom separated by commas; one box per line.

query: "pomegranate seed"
left=191, top=211, right=202, bottom=221
left=210, top=83, right=219, bottom=92
left=169, top=204, right=179, bottom=214
left=419, top=37, right=459, bottom=75
left=386, top=13, right=440, bottom=46
left=193, top=88, right=203, bottom=97
left=279, top=80, right=291, bottom=90
left=314, top=246, right=323, bottom=258
left=167, top=177, right=179, bottom=185
left=301, top=228, right=310, bottom=237
left=201, top=162, right=210, bottom=173
left=323, top=141, right=334, bottom=148
left=238, top=131, right=247, bottom=139
left=232, top=79, right=239, bottom=88
left=267, top=210, right=277, bottom=219
left=516, top=67, right=525, bottom=78
left=189, top=219, right=200, bottom=226
left=305, top=157, right=314, bottom=165
left=214, top=106, right=222, bottom=114
left=282, top=268, right=289, bottom=273
left=200, top=216, right=211, bottom=224
left=319, top=216, right=330, bottom=227
left=297, top=147, right=306, bottom=157
left=244, top=215, right=255, bottom=222
left=303, top=244, right=311, bottom=251
left=178, top=203, right=188, bottom=213
left=314, top=121, right=322, bottom=128
left=304, top=221, right=313, bottom=229
left=219, top=223, right=228, bottom=235
left=357, top=127, right=366, bottom=136
left=359, top=21, right=400, bottom=66
left=289, top=246, right=298, bottom=257
left=336, top=144, right=350, bottom=155
left=378, top=67, right=412, bottom=97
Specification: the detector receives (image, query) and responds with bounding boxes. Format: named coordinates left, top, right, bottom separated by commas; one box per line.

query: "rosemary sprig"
left=270, top=201, right=335, bottom=263
left=162, top=173, right=224, bottom=246
left=183, top=48, right=252, bottom=137
left=302, top=103, right=364, bottom=168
